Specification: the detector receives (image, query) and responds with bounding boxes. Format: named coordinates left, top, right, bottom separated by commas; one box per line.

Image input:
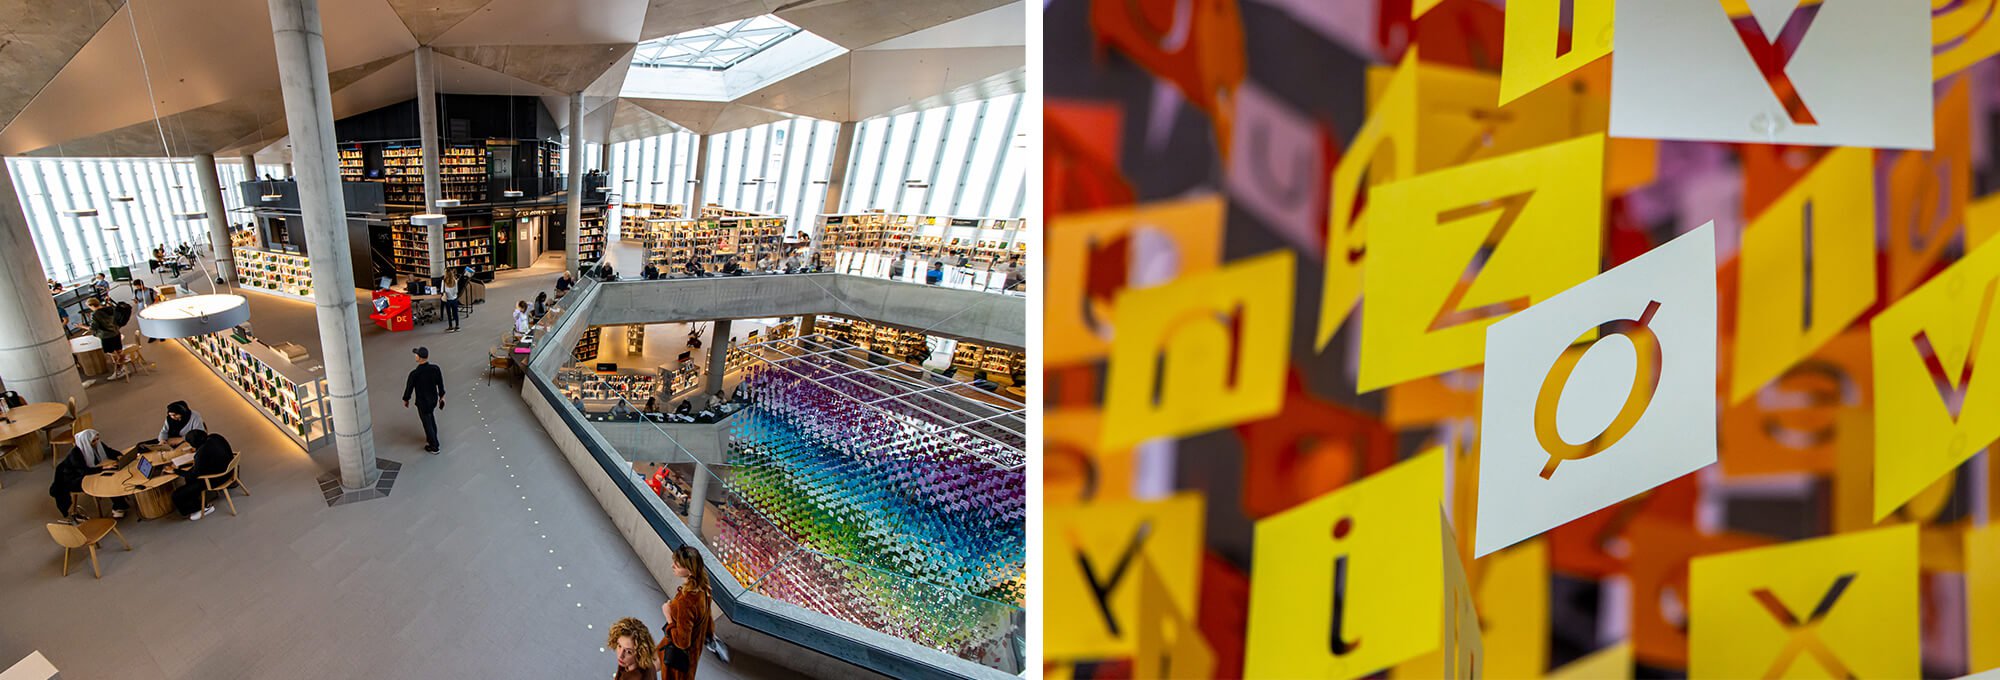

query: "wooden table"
left=80, top=446, right=187, bottom=520
left=0, top=402, right=68, bottom=468
left=71, top=336, right=107, bottom=377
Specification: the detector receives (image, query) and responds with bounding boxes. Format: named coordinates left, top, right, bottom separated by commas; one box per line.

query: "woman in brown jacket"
left=658, top=546, right=715, bottom=680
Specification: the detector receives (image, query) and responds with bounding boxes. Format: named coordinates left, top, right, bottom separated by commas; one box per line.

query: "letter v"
left=1912, top=278, right=1999, bottom=421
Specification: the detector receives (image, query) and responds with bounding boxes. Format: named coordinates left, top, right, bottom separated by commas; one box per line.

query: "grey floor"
left=0, top=252, right=796, bottom=679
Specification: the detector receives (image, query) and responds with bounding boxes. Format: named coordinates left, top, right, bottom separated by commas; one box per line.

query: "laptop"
left=137, top=457, right=157, bottom=479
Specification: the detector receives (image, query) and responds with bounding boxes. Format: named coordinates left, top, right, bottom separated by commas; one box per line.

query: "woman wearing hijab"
left=151, top=401, right=204, bottom=446
left=170, top=429, right=235, bottom=521
left=50, top=429, right=130, bottom=521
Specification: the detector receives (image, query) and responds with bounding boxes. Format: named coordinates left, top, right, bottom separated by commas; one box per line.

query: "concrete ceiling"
left=0, top=0, right=1025, bottom=158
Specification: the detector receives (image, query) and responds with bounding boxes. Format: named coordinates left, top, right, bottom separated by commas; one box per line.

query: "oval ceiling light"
left=502, top=190, right=525, bottom=198
left=175, top=210, right=209, bottom=220
left=111, top=195, right=135, bottom=202
left=138, top=293, right=251, bottom=339
left=435, top=199, right=462, bottom=208
left=260, top=193, right=283, bottom=202
left=103, top=224, right=123, bottom=231
left=410, top=213, right=447, bottom=227
left=61, top=208, right=99, bottom=217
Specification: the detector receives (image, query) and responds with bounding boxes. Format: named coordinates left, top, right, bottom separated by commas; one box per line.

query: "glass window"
left=631, top=16, right=801, bottom=71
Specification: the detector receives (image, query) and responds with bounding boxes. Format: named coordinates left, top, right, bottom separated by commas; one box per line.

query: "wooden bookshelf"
left=381, top=145, right=487, bottom=205
left=644, top=214, right=787, bottom=275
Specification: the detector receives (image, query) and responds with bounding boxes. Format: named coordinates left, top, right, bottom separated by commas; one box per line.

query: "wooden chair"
left=49, top=412, right=92, bottom=463
left=46, top=518, right=130, bottom=578
left=487, top=355, right=511, bottom=385
left=43, top=397, right=80, bottom=469
left=115, top=344, right=153, bottom=379
left=199, top=457, right=248, bottom=516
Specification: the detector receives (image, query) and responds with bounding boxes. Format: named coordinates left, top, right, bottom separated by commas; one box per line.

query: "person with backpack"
left=87, top=298, right=123, bottom=355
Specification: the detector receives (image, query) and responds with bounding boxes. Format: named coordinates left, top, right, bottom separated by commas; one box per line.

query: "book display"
left=234, top=247, right=313, bottom=300
left=556, top=367, right=660, bottom=404
left=644, top=214, right=788, bottom=275
left=624, top=325, right=645, bottom=354
left=623, top=202, right=685, bottom=220
left=179, top=328, right=330, bottom=449
left=573, top=326, right=601, bottom=362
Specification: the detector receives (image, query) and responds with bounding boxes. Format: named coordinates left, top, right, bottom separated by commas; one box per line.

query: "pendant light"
left=126, top=0, right=250, bottom=338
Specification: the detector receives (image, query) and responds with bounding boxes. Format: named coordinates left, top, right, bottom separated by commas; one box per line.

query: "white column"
left=566, top=93, right=584, bottom=274
left=193, top=153, right=236, bottom=282
left=702, top=318, right=732, bottom=398
left=239, top=153, right=257, bottom=179
left=691, top=134, right=712, bottom=214
left=0, top=159, right=87, bottom=409
left=268, top=0, right=380, bottom=490
left=815, top=121, right=859, bottom=255
left=415, top=46, right=444, bottom=277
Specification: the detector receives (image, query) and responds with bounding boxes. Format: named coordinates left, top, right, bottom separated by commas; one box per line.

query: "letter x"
left=1727, top=0, right=1822, bottom=125
left=1749, top=573, right=1855, bottom=679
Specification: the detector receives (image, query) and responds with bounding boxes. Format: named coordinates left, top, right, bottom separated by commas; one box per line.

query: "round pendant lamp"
left=138, top=294, right=251, bottom=339
left=411, top=214, right=447, bottom=227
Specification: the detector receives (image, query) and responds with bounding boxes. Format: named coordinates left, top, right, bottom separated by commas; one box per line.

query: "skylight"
left=632, top=16, right=803, bottom=71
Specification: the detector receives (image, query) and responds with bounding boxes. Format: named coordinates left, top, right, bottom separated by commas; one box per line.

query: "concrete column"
left=691, top=134, right=712, bottom=214
left=0, top=159, right=87, bottom=409
left=597, top=142, right=610, bottom=173
left=686, top=463, right=711, bottom=537
left=415, top=46, right=444, bottom=277
left=193, top=154, right=237, bottom=282
left=283, top=162, right=294, bottom=178
left=268, top=0, right=379, bottom=491
left=566, top=93, right=585, bottom=275
left=703, top=318, right=732, bottom=399
left=798, top=314, right=815, bottom=335
left=814, top=121, right=858, bottom=256
left=240, top=153, right=257, bottom=179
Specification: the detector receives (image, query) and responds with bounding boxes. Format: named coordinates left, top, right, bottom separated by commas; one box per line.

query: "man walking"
left=403, top=346, right=446, bottom=453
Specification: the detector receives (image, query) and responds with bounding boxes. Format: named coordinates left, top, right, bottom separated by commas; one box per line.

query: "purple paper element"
left=1226, top=81, right=1327, bottom=255
left=1249, top=0, right=1381, bottom=61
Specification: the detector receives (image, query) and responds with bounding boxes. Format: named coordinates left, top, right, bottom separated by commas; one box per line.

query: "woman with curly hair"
left=658, top=545, right=715, bottom=680
left=606, top=617, right=658, bottom=680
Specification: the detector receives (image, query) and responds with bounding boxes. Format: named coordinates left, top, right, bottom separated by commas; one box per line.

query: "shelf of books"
left=179, top=328, right=330, bottom=450
left=624, top=202, right=685, bottom=220
left=444, top=222, right=495, bottom=277
left=644, top=214, right=788, bottom=275
left=697, top=204, right=765, bottom=219
left=556, top=367, right=659, bottom=403
left=339, top=146, right=365, bottom=181
left=816, top=318, right=929, bottom=360
left=573, top=326, right=601, bottom=362
left=381, top=145, right=488, bottom=206
left=949, top=341, right=1025, bottom=378
left=388, top=216, right=433, bottom=275
left=625, top=325, right=645, bottom=354
left=814, top=212, right=1028, bottom=270
left=579, top=213, right=606, bottom=264
left=235, top=247, right=314, bottom=301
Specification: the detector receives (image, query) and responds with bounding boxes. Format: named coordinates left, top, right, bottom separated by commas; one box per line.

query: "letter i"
left=1331, top=516, right=1362, bottom=655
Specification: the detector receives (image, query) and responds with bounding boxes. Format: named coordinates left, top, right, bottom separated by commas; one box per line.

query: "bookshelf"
left=815, top=212, right=1028, bottom=270
left=625, top=325, right=645, bottom=354
left=816, top=318, right=929, bottom=360
left=644, top=214, right=788, bottom=275
left=234, top=247, right=313, bottom=301
left=444, top=222, right=495, bottom=276
left=579, top=212, right=606, bottom=264
left=950, top=341, right=1025, bottom=378
left=339, top=146, right=365, bottom=181
left=573, top=326, right=601, bottom=362
left=389, top=216, right=432, bottom=275
left=179, top=329, right=330, bottom=449
left=382, top=145, right=488, bottom=206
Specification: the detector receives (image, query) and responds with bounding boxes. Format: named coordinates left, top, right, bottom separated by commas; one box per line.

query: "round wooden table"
left=0, top=402, right=68, bottom=468
left=70, top=336, right=107, bottom=377
left=80, top=449, right=184, bottom=520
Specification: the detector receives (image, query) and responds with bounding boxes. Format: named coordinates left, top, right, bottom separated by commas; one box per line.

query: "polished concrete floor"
left=0, top=252, right=795, bottom=679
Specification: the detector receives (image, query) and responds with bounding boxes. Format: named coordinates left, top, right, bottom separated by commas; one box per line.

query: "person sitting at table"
left=89, top=273, right=111, bottom=299
left=171, top=429, right=235, bottom=521
left=50, top=429, right=131, bottom=522
left=134, top=401, right=205, bottom=450
left=48, top=278, right=63, bottom=294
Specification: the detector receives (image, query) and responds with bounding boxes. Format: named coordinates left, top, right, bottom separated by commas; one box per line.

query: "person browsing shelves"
left=403, top=347, right=446, bottom=453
